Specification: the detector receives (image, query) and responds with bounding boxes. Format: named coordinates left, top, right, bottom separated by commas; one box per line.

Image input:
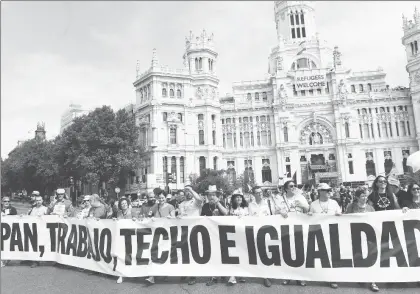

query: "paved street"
left=2, top=201, right=419, bottom=294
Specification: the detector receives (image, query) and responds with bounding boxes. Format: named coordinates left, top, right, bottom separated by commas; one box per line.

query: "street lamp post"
left=115, top=187, right=120, bottom=199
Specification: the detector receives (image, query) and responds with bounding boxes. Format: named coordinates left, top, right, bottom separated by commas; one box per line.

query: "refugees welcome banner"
left=1, top=211, right=419, bottom=282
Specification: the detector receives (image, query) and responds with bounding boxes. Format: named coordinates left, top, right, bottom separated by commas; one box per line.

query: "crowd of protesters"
left=1, top=175, right=420, bottom=292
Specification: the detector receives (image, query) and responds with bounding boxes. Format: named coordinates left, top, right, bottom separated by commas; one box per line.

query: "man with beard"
left=48, top=189, right=74, bottom=216
left=137, top=192, right=157, bottom=219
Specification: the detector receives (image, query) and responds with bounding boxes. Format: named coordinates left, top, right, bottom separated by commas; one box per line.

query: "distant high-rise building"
left=60, top=104, right=89, bottom=134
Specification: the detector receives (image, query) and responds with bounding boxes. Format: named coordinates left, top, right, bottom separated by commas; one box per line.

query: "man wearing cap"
left=70, top=195, right=91, bottom=219
left=309, top=183, right=341, bottom=289
left=30, top=191, right=40, bottom=208
left=48, top=188, right=74, bottom=216
left=388, top=176, right=410, bottom=207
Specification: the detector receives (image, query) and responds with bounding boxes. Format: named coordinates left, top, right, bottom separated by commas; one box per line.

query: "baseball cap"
left=56, top=188, right=65, bottom=194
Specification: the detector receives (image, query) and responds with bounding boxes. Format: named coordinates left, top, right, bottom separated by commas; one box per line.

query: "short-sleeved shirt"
left=345, top=203, right=375, bottom=214
left=117, top=209, right=133, bottom=219
left=368, top=192, right=398, bottom=211
left=179, top=198, right=203, bottom=216
left=278, top=194, right=309, bottom=214
left=309, top=199, right=341, bottom=215
left=248, top=199, right=272, bottom=216
left=152, top=203, right=175, bottom=218
left=228, top=206, right=249, bottom=216
left=29, top=205, right=48, bottom=216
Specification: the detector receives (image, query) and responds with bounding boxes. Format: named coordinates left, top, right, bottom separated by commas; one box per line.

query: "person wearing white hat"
left=387, top=176, right=410, bottom=208
left=227, top=189, right=249, bottom=286
left=309, top=182, right=341, bottom=289
left=48, top=188, right=74, bottom=216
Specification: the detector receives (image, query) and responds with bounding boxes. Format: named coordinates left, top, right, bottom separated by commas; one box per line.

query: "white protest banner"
left=1, top=210, right=419, bottom=282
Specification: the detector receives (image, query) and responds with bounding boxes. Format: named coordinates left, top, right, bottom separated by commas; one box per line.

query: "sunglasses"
left=377, top=180, right=387, bottom=184
left=288, top=185, right=296, bottom=188
left=320, top=189, right=332, bottom=192
left=3, top=201, right=10, bottom=203
left=412, top=188, right=420, bottom=191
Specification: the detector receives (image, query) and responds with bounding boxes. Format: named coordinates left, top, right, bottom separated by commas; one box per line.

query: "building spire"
left=151, top=48, right=159, bottom=67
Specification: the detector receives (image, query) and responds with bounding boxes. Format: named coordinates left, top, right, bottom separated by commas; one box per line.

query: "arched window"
left=170, top=127, right=177, bottom=144
left=180, top=157, right=185, bottom=183
left=283, top=126, right=288, bottom=142
left=199, top=130, right=205, bottom=145
left=170, top=89, right=174, bottom=97
left=177, top=113, right=183, bottom=122
left=247, top=93, right=251, bottom=100
left=176, top=89, right=182, bottom=98
left=351, top=85, right=356, bottom=93
left=198, top=114, right=204, bottom=120
left=213, top=157, right=217, bottom=170
left=199, top=156, right=206, bottom=176
left=162, top=88, right=167, bottom=97
left=255, top=93, right=259, bottom=101
left=367, top=83, right=372, bottom=91
left=262, top=92, right=267, bottom=101
left=199, top=57, right=202, bottom=70
left=195, top=58, right=198, bottom=70
left=345, top=122, right=350, bottom=138
left=359, top=84, right=364, bottom=92
left=261, top=159, right=272, bottom=183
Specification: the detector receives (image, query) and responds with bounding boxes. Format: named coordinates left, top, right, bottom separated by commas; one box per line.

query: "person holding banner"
left=368, top=176, right=400, bottom=211
left=114, top=197, right=135, bottom=284
left=309, top=183, right=341, bottom=289
left=48, top=188, right=74, bottom=216
left=280, top=181, right=309, bottom=287
left=1, top=196, right=17, bottom=268
left=179, top=185, right=205, bottom=286
left=402, top=183, right=420, bottom=210
left=144, top=192, right=176, bottom=285
left=200, top=185, right=228, bottom=287
left=87, top=194, right=107, bottom=219
left=70, top=195, right=91, bottom=219
left=28, top=195, right=48, bottom=217
left=137, top=192, right=157, bottom=219
left=345, top=187, right=379, bottom=292
left=1, top=196, right=17, bottom=216
left=248, top=185, right=286, bottom=288
left=227, top=189, right=248, bottom=285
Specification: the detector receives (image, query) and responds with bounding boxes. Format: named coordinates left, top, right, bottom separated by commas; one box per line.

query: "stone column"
left=175, top=156, right=181, bottom=187
left=254, top=156, right=262, bottom=184
left=235, top=117, right=240, bottom=149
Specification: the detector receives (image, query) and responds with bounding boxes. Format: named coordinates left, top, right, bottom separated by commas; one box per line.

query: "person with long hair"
left=227, top=190, right=249, bottom=286
left=402, top=183, right=420, bottom=210
left=345, top=187, right=378, bottom=292
left=114, top=197, right=133, bottom=284
left=367, top=176, right=400, bottom=211
left=280, top=180, right=309, bottom=287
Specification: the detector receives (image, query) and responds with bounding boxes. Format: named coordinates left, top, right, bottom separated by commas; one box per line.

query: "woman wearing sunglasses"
left=367, top=176, right=400, bottom=211
left=402, top=183, right=420, bottom=211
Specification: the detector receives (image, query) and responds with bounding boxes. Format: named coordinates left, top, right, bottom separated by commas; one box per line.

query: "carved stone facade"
left=128, top=2, right=420, bottom=194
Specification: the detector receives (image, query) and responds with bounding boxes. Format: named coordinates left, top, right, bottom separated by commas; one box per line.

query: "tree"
left=55, top=106, right=143, bottom=193
left=1, top=139, right=60, bottom=195
left=192, top=169, right=235, bottom=195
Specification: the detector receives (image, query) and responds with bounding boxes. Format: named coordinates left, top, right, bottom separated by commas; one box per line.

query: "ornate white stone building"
left=127, top=1, right=420, bottom=194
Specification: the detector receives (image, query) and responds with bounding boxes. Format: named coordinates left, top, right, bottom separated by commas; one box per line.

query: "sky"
left=1, top=1, right=417, bottom=158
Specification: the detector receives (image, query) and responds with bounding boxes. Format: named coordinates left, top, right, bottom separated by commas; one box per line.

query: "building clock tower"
left=274, top=1, right=317, bottom=42
left=402, top=7, right=420, bottom=146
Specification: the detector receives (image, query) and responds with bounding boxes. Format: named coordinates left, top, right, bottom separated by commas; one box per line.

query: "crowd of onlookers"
left=1, top=175, right=419, bottom=292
